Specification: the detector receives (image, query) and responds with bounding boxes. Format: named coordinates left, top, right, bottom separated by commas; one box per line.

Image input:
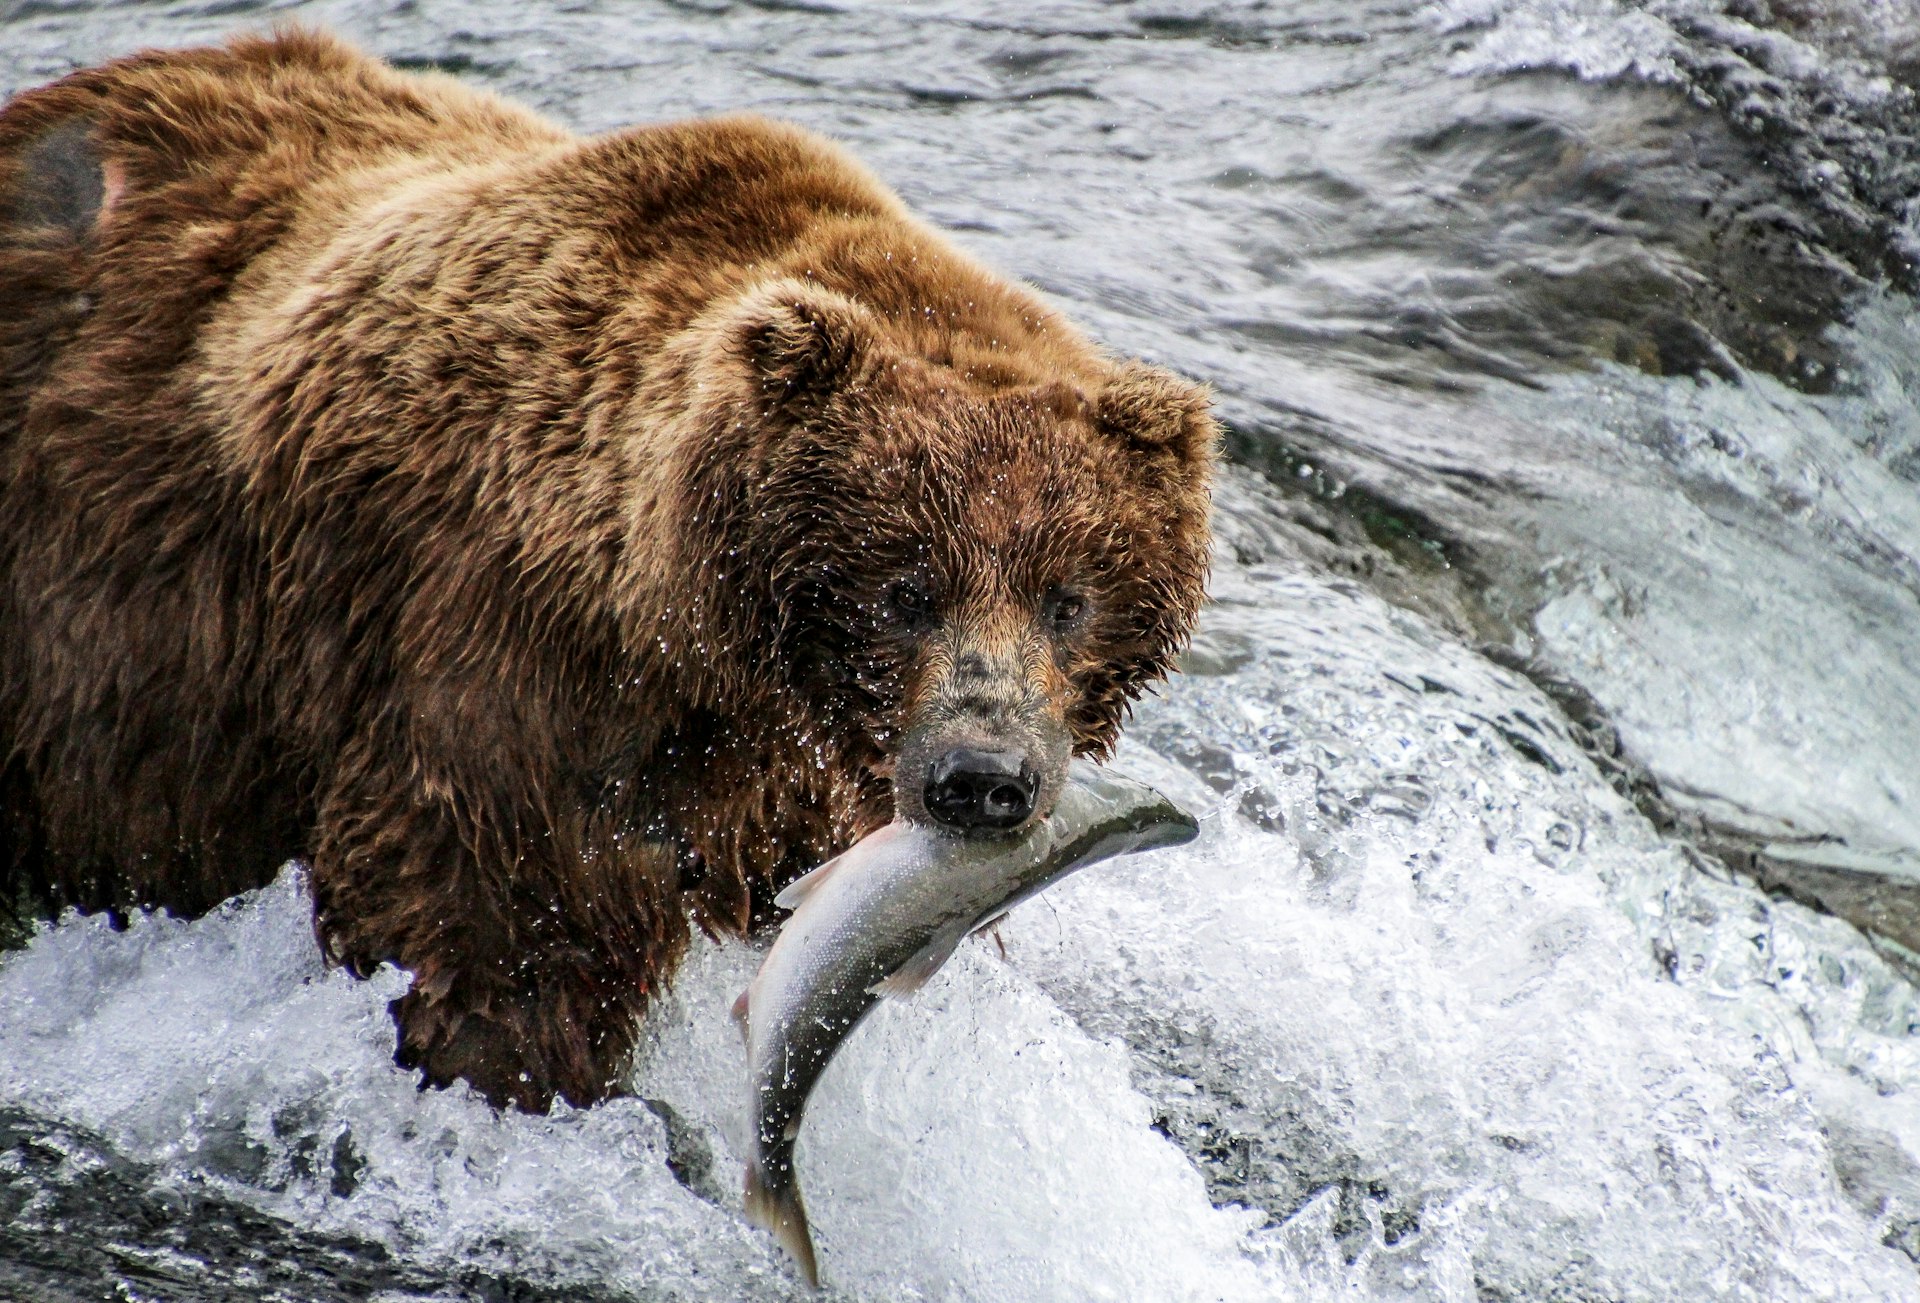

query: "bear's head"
left=675, top=279, right=1215, bottom=839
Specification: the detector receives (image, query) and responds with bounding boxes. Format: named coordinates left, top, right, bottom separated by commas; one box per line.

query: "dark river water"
left=4, top=1, right=1920, bottom=1299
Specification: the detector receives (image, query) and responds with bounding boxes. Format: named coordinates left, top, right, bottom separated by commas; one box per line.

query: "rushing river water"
left=4, top=1, right=1920, bottom=1299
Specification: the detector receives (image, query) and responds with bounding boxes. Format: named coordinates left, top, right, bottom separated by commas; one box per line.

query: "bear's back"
left=0, top=31, right=580, bottom=917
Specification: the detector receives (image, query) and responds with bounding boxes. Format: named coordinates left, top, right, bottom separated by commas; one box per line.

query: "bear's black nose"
left=924, top=748, right=1037, bottom=833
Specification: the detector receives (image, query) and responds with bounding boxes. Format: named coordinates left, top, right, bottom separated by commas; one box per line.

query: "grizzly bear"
left=0, top=29, right=1214, bottom=1110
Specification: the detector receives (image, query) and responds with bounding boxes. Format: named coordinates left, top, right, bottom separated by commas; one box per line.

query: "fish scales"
left=733, top=762, right=1199, bottom=1286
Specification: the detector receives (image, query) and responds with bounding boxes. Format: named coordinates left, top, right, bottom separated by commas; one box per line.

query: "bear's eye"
left=887, top=580, right=936, bottom=628
left=1044, top=588, right=1086, bottom=631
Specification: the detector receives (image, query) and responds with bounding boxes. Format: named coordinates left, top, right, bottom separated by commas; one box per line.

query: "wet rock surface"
left=0, top=1109, right=611, bottom=1303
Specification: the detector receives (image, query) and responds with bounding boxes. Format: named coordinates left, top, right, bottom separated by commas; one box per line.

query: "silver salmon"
left=731, top=761, right=1199, bottom=1285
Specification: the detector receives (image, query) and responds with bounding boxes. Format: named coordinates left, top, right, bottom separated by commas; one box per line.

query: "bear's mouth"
left=889, top=718, right=1070, bottom=839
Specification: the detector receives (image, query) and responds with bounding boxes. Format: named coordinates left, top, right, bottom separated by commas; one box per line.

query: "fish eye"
left=1044, top=587, right=1086, bottom=630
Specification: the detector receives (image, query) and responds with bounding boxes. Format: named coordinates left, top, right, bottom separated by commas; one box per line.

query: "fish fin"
left=971, top=909, right=1010, bottom=937
left=773, top=823, right=909, bottom=911
left=730, top=987, right=750, bottom=1040
left=772, top=857, right=841, bottom=912
left=978, top=914, right=1011, bottom=961
left=745, top=1161, right=819, bottom=1287
left=868, top=923, right=966, bottom=999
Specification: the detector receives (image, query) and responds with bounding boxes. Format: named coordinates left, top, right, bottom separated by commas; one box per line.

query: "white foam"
left=1436, top=0, right=1687, bottom=84
left=1437, top=0, right=1920, bottom=101
left=0, top=877, right=798, bottom=1299
left=0, top=866, right=1296, bottom=1299
left=1010, top=568, right=1920, bottom=1300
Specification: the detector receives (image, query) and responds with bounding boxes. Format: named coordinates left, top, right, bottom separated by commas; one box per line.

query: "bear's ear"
left=724, top=280, right=880, bottom=420
left=1094, top=361, right=1218, bottom=467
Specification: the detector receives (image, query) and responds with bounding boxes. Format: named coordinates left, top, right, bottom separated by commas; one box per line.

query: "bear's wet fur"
left=0, top=29, right=1214, bottom=1109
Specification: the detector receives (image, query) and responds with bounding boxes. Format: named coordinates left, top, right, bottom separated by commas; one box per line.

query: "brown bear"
left=0, top=29, right=1215, bottom=1110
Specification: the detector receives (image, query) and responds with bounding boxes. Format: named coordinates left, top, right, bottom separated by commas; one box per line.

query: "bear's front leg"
left=310, top=756, right=688, bottom=1111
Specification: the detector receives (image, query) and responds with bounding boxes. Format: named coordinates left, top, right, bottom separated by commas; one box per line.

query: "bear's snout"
left=923, top=747, right=1037, bottom=833
left=890, top=628, right=1072, bottom=837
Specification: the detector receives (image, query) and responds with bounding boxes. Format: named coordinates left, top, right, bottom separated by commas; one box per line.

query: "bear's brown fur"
left=0, top=29, right=1214, bottom=1109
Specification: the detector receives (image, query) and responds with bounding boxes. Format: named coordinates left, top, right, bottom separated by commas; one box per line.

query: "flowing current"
left=4, top=2, right=1919, bottom=1299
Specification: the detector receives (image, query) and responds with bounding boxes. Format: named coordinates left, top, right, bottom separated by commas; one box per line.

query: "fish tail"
left=745, top=1153, right=819, bottom=1287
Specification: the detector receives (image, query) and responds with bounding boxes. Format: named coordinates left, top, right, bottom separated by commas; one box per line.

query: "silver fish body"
left=732, top=762, right=1199, bottom=1285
